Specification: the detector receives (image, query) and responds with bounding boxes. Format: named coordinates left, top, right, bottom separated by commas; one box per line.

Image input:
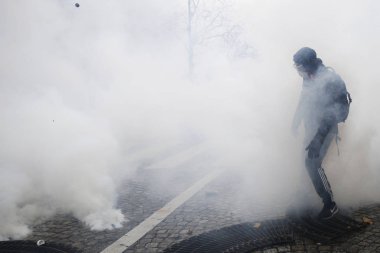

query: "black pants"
left=305, top=125, right=337, bottom=205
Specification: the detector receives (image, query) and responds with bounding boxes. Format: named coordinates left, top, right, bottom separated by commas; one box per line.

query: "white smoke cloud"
left=0, top=0, right=379, bottom=239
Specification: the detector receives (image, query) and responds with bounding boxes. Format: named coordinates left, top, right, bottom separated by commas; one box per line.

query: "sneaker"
left=318, top=202, right=339, bottom=220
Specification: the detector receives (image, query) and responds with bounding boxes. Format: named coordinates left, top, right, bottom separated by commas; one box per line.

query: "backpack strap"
left=335, top=131, right=341, bottom=156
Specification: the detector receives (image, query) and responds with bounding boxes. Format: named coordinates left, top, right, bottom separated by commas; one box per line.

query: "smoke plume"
left=0, top=0, right=379, bottom=239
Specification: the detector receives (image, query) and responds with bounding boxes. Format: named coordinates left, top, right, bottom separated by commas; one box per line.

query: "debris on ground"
left=36, top=240, right=45, bottom=246
left=362, top=216, right=374, bottom=225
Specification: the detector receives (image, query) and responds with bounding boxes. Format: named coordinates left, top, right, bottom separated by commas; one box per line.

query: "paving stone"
left=291, top=245, right=305, bottom=251
left=147, top=242, right=159, bottom=248
left=263, top=249, right=278, bottom=253
left=347, top=245, right=361, bottom=253
left=277, top=245, right=291, bottom=252
left=318, top=245, right=332, bottom=251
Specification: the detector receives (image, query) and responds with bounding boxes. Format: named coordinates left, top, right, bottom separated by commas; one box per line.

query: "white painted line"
left=100, top=170, right=221, bottom=253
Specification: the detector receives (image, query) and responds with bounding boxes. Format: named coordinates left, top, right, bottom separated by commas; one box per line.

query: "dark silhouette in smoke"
left=292, top=47, right=351, bottom=220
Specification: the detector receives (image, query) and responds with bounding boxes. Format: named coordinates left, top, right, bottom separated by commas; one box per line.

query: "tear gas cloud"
left=0, top=0, right=379, bottom=239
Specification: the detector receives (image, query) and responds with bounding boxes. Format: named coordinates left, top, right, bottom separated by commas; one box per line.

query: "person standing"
left=292, top=47, right=351, bottom=219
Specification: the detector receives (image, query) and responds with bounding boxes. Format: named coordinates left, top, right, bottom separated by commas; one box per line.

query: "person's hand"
left=306, top=139, right=322, bottom=159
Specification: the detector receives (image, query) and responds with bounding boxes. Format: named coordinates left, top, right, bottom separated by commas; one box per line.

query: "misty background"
left=0, top=0, right=379, bottom=240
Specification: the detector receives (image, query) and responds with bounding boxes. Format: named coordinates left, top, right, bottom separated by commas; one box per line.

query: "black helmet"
left=293, top=47, right=322, bottom=74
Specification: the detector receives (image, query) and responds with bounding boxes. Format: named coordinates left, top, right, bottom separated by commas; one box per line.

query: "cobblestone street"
left=21, top=166, right=380, bottom=253
left=25, top=164, right=206, bottom=253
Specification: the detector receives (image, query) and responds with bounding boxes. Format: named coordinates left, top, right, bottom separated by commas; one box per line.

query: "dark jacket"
left=293, top=65, right=348, bottom=144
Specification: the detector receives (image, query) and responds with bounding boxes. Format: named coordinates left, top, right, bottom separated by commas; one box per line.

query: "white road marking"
left=100, top=170, right=221, bottom=253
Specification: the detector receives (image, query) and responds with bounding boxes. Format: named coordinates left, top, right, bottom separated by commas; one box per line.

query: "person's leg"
left=305, top=125, right=339, bottom=219
left=305, top=125, right=337, bottom=205
left=319, top=125, right=338, bottom=161
left=318, top=125, right=338, bottom=201
left=305, top=157, right=333, bottom=205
